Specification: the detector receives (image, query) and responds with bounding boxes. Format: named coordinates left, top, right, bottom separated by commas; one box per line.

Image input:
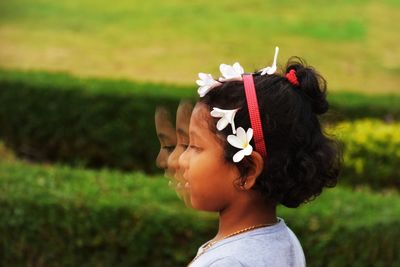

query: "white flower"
left=227, top=127, right=253, bottom=163
left=259, top=46, right=279, bottom=75
left=196, top=73, right=222, bottom=97
left=210, top=107, right=239, bottom=134
left=218, top=62, right=244, bottom=82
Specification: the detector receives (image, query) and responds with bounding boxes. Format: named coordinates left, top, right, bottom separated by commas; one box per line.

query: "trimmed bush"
left=0, top=162, right=215, bottom=267
left=331, top=119, right=400, bottom=190
left=0, top=69, right=195, bottom=173
left=327, top=91, right=400, bottom=122
left=1, top=69, right=400, bottom=173
left=0, top=161, right=399, bottom=267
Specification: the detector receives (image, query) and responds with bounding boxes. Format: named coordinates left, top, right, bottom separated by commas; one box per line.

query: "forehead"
left=190, top=103, right=217, bottom=140
left=176, top=103, right=192, bottom=137
left=176, top=102, right=193, bottom=124
left=155, top=108, right=173, bottom=127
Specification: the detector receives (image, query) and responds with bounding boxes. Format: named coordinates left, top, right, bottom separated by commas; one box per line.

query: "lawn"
left=0, top=0, right=399, bottom=93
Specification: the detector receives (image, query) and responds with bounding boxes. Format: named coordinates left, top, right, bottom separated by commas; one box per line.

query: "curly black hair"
left=199, top=57, right=342, bottom=208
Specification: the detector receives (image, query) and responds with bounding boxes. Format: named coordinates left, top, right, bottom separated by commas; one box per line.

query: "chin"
left=183, top=194, right=193, bottom=209
left=190, top=198, right=220, bottom=212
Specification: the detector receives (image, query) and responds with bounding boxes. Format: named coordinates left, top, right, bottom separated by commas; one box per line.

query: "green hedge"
left=332, top=119, right=400, bottom=190
left=1, top=69, right=400, bottom=173
left=327, top=91, right=400, bottom=122
left=0, top=161, right=399, bottom=267
left=0, top=70, right=195, bottom=173
left=0, top=162, right=215, bottom=267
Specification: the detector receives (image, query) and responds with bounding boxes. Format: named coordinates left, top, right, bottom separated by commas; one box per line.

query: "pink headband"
left=243, top=74, right=268, bottom=158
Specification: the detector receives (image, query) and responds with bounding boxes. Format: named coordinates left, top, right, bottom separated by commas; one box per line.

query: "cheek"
left=187, top=152, right=238, bottom=210
left=195, top=164, right=235, bottom=189
left=167, top=148, right=180, bottom=170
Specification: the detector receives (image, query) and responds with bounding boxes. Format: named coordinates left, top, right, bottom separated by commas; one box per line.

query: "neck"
left=214, top=193, right=277, bottom=240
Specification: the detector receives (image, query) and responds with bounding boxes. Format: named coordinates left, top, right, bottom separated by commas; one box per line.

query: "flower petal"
left=266, top=66, right=277, bottom=75
left=198, top=86, right=211, bottom=97
left=260, top=47, right=279, bottom=76
left=216, top=118, right=229, bottom=131
left=227, top=135, right=244, bottom=149
left=230, top=118, right=236, bottom=134
left=233, top=62, right=244, bottom=75
left=210, top=108, right=225, bottom=118
left=246, top=128, right=253, bottom=142
left=198, top=73, right=210, bottom=80
left=236, top=127, right=247, bottom=143
left=220, top=64, right=238, bottom=79
left=260, top=67, right=272, bottom=76
left=196, top=79, right=205, bottom=86
left=242, top=144, right=253, bottom=156
left=196, top=79, right=221, bottom=97
left=224, top=109, right=238, bottom=122
left=233, top=150, right=246, bottom=163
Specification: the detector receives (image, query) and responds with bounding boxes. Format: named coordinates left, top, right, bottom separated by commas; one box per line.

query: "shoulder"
left=208, top=257, right=245, bottom=267
left=208, top=224, right=305, bottom=265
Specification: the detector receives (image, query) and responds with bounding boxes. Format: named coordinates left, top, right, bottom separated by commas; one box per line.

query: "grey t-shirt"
left=189, top=217, right=306, bottom=267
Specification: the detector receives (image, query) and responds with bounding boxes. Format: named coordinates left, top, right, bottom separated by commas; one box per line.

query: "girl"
left=155, top=101, right=193, bottom=208
left=167, top=100, right=193, bottom=208
left=179, top=49, right=342, bottom=266
left=155, top=106, right=176, bottom=172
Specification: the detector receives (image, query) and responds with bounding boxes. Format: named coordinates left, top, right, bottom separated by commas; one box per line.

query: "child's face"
left=179, top=103, right=241, bottom=212
left=155, top=107, right=176, bottom=171
left=166, top=102, right=193, bottom=207
left=166, top=103, right=192, bottom=180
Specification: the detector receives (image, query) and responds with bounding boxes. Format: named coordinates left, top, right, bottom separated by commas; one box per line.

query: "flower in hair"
left=259, top=46, right=279, bottom=75
left=210, top=107, right=239, bottom=134
left=218, top=62, right=244, bottom=82
left=227, top=127, right=253, bottom=163
left=196, top=73, right=222, bottom=97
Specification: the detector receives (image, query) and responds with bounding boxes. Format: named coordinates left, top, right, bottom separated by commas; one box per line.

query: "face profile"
left=155, top=101, right=193, bottom=208
left=155, top=106, right=177, bottom=173
left=167, top=100, right=193, bottom=208
left=179, top=103, right=241, bottom=211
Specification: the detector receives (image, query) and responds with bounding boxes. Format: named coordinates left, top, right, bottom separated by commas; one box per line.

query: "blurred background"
left=0, top=0, right=399, bottom=266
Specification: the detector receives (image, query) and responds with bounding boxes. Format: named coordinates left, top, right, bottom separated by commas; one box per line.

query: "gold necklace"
left=187, top=220, right=279, bottom=266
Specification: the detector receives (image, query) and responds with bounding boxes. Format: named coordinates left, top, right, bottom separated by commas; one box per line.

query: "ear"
left=241, top=151, right=264, bottom=190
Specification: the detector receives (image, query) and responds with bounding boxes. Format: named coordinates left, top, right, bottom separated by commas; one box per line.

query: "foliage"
left=1, top=71, right=399, bottom=190
left=0, top=70, right=194, bottom=172
left=0, top=161, right=399, bottom=267
left=331, top=119, right=400, bottom=189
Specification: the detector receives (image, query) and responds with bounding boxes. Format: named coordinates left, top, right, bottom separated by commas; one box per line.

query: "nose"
left=167, top=147, right=180, bottom=175
left=156, top=149, right=167, bottom=169
left=179, top=149, right=189, bottom=172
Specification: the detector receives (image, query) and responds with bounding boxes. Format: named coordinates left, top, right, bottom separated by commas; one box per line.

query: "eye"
left=163, top=146, right=175, bottom=153
left=189, top=145, right=201, bottom=151
left=180, top=144, right=189, bottom=150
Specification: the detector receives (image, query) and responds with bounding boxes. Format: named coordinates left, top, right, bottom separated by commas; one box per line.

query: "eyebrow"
left=177, top=128, right=189, bottom=138
left=157, top=133, right=166, bottom=139
left=189, top=131, right=202, bottom=141
left=157, top=133, right=174, bottom=143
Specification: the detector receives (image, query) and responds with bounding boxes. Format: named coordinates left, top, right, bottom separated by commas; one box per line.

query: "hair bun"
left=285, top=57, right=329, bottom=115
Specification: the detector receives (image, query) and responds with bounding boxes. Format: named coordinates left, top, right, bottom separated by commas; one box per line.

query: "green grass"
left=0, top=0, right=399, bottom=93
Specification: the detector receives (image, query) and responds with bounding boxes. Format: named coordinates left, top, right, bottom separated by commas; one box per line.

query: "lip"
left=184, top=182, right=190, bottom=189
left=164, top=170, right=173, bottom=178
left=168, top=180, right=177, bottom=189
left=181, top=173, right=190, bottom=189
left=181, top=173, right=190, bottom=190
left=175, top=181, right=190, bottom=191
